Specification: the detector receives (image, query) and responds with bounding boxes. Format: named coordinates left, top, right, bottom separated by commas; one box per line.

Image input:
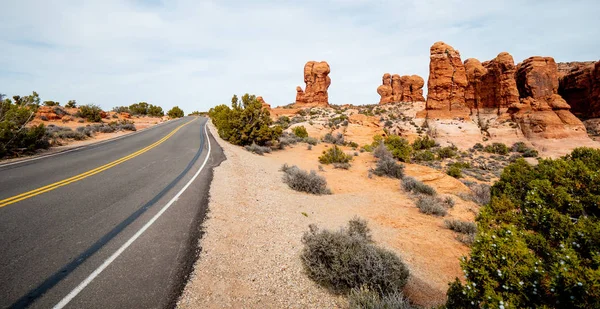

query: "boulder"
left=558, top=60, right=600, bottom=118
left=426, top=41, right=468, bottom=111
left=296, top=61, right=330, bottom=107
left=120, top=112, right=131, bottom=119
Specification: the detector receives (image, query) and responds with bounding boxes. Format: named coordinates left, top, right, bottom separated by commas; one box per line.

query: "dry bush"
left=245, top=143, right=272, bottom=155
left=371, top=156, right=404, bottom=179
left=415, top=195, right=447, bottom=216
left=281, top=164, right=331, bottom=195
left=401, top=176, right=436, bottom=196
left=301, top=218, right=409, bottom=295
left=348, top=287, right=415, bottom=309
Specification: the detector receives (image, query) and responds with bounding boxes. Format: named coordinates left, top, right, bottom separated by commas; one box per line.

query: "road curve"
left=0, top=116, right=225, bottom=308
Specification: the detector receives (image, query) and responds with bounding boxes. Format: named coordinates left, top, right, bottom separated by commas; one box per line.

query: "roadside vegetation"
left=167, top=106, right=185, bottom=118
left=301, top=218, right=411, bottom=307
left=0, top=92, right=49, bottom=158
left=281, top=163, right=331, bottom=195
left=446, top=148, right=600, bottom=308
left=209, top=94, right=282, bottom=146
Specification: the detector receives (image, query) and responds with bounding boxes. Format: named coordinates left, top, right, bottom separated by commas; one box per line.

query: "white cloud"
left=1, top=0, right=599, bottom=112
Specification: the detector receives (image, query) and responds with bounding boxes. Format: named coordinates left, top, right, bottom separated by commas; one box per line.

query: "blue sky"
left=1, top=0, right=599, bottom=113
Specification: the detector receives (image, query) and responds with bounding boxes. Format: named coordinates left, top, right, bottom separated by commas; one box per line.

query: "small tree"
left=66, top=100, right=77, bottom=108
left=147, top=105, right=164, bottom=117
left=129, top=102, right=149, bottom=115
left=208, top=94, right=281, bottom=146
left=167, top=106, right=184, bottom=118
left=76, top=104, right=103, bottom=122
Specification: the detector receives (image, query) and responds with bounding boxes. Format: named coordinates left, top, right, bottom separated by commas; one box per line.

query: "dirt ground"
left=178, top=123, right=478, bottom=308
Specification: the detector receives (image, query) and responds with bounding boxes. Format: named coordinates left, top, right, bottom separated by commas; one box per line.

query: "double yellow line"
left=0, top=118, right=196, bottom=209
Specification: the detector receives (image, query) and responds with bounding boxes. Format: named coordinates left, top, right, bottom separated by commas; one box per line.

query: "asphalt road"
left=0, top=116, right=225, bottom=309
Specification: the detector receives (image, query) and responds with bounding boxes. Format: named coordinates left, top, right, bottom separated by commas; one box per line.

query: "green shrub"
left=372, top=156, right=405, bottom=179
left=65, top=100, right=77, bottom=108
left=276, top=116, right=290, bottom=129
left=244, top=143, right=272, bottom=155
left=446, top=165, right=462, bottom=178
left=511, top=141, right=539, bottom=157
left=0, top=94, right=50, bottom=158
left=76, top=104, right=103, bottom=122
left=319, top=145, right=352, bottom=164
left=147, top=105, right=164, bottom=117
left=412, top=150, right=436, bottom=162
left=473, top=143, right=484, bottom=151
left=446, top=148, right=600, bottom=308
left=384, top=135, right=411, bottom=162
left=292, top=126, right=309, bottom=138
left=412, top=135, right=436, bottom=150
left=483, top=142, right=509, bottom=155
left=281, top=164, right=331, bottom=195
left=348, top=287, right=415, bottom=309
left=301, top=218, right=409, bottom=295
left=402, top=176, right=436, bottom=196
left=437, top=146, right=457, bottom=159
left=43, top=100, right=60, bottom=106
left=511, top=141, right=528, bottom=153
left=209, top=94, right=281, bottom=146
left=415, top=196, right=447, bottom=216
left=167, top=106, right=184, bottom=118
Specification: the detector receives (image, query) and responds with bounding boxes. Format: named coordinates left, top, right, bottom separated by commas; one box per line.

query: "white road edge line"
left=53, top=121, right=211, bottom=309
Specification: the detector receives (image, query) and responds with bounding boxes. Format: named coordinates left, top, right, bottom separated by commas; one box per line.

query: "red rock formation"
left=391, top=74, right=402, bottom=102
left=426, top=42, right=468, bottom=112
left=256, top=96, right=271, bottom=110
left=464, top=52, right=519, bottom=113
left=510, top=56, right=587, bottom=138
left=558, top=60, right=600, bottom=118
left=295, top=61, right=330, bottom=107
left=403, top=75, right=425, bottom=102
left=464, top=58, right=487, bottom=111
left=377, top=73, right=394, bottom=104
left=120, top=112, right=131, bottom=119
left=295, top=86, right=306, bottom=104
left=557, top=61, right=596, bottom=78
left=378, top=73, right=425, bottom=104
left=36, top=106, right=62, bottom=120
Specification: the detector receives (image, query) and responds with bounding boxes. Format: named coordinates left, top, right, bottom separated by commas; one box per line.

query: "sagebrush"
left=301, top=218, right=409, bottom=295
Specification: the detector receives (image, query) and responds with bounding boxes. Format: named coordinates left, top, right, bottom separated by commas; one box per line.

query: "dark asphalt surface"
left=0, top=116, right=225, bottom=308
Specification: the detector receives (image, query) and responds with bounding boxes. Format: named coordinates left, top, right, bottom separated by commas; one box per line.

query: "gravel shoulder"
left=178, top=122, right=477, bottom=308
left=177, top=123, right=345, bottom=308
